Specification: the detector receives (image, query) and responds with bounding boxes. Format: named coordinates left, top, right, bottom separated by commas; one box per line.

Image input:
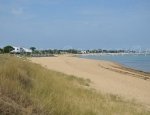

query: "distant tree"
left=67, top=49, right=78, bottom=54
left=98, top=49, right=102, bottom=53
left=48, top=49, right=53, bottom=54
left=53, top=49, right=59, bottom=54
left=30, top=47, right=36, bottom=52
left=3, top=45, right=14, bottom=53
left=0, top=48, right=3, bottom=53
left=34, top=50, right=40, bottom=54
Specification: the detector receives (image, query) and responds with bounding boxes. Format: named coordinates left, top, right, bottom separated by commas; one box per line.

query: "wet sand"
left=31, top=55, right=150, bottom=108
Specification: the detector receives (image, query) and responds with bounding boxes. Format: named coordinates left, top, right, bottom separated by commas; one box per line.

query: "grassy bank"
left=0, top=55, right=149, bottom=115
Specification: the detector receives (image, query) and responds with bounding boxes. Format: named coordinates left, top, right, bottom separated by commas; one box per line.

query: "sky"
left=0, top=0, right=150, bottom=50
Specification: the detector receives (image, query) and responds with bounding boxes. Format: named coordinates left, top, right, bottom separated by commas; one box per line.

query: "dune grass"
left=0, top=55, right=149, bottom=115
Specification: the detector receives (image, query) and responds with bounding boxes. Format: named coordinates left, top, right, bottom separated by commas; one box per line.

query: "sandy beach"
left=31, top=55, right=150, bottom=108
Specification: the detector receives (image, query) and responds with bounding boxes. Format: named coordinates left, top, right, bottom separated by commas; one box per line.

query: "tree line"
left=0, top=45, right=127, bottom=54
left=0, top=45, right=14, bottom=53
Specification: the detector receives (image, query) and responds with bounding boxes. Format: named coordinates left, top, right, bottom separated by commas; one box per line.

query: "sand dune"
left=31, top=55, right=150, bottom=108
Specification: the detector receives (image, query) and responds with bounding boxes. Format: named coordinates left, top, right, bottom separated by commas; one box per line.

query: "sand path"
left=31, top=55, right=150, bottom=107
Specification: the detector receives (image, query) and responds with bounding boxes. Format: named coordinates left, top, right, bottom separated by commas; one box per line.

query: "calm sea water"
left=80, top=54, right=150, bottom=72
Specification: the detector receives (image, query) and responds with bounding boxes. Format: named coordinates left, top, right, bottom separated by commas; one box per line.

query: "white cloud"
left=10, top=7, right=35, bottom=20
left=80, top=10, right=102, bottom=16
left=11, top=7, right=23, bottom=16
left=14, top=0, right=65, bottom=6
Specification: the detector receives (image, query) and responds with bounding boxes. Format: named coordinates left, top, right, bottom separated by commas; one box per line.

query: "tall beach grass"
left=0, top=55, right=149, bottom=115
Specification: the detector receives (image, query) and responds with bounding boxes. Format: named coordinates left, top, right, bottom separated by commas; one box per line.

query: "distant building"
left=81, top=50, right=87, bottom=54
left=11, top=47, right=32, bottom=54
left=22, top=48, right=32, bottom=53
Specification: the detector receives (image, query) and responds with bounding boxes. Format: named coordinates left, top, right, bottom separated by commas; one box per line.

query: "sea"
left=79, top=53, right=150, bottom=73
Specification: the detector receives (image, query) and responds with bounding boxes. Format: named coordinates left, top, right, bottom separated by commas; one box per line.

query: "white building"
left=11, top=47, right=32, bottom=53
left=22, top=48, right=32, bottom=53
left=81, top=50, right=87, bottom=54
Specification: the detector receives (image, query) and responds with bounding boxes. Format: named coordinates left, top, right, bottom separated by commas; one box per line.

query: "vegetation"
left=29, top=49, right=127, bottom=54
left=30, top=47, right=36, bottom=52
left=3, top=45, right=14, bottom=53
left=0, top=55, right=149, bottom=115
left=0, top=48, right=3, bottom=53
left=0, top=45, right=139, bottom=55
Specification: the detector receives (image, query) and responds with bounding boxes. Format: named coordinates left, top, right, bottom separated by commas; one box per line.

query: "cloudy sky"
left=0, top=0, right=150, bottom=49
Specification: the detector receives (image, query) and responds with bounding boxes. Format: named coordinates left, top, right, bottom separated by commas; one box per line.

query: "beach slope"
left=31, top=55, right=150, bottom=107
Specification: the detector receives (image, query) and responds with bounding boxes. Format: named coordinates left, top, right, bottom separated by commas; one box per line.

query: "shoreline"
left=78, top=53, right=150, bottom=73
left=30, top=55, right=150, bottom=108
left=79, top=56, right=150, bottom=80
